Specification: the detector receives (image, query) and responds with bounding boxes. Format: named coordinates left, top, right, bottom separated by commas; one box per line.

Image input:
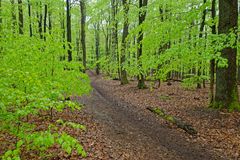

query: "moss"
left=229, top=88, right=240, bottom=111
left=211, top=88, right=240, bottom=111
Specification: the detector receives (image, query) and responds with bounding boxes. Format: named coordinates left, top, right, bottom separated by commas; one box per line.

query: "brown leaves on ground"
left=93, top=75, right=240, bottom=159
left=0, top=108, right=115, bottom=160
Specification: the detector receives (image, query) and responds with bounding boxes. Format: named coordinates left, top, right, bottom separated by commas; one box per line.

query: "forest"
left=0, top=0, right=240, bottom=159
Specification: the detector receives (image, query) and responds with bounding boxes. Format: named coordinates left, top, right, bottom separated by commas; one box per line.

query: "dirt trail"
left=79, top=72, right=224, bottom=160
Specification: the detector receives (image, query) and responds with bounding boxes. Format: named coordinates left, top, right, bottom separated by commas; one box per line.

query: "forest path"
left=78, top=71, right=224, bottom=160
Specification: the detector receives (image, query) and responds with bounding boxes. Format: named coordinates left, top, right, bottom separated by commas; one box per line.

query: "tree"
left=66, top=0, right=72, bottom=62
left=95, top=22, right=100, bottom=75
left=137, top=0, right=148, bottom=89
left=210, top=0, right=216, bottom=105
left=197, top=0, right=207, bottom=89
left=43, top=4, right=48, bottom=41
left=27, top=0, right=33, bottom=37
left=214, top=0, right=239, bottom=110
left=111, top=0, right=119, bottom=78
left=80, top=0, right=87, bottom=70
left=18, top=0, right=24, bottom=34
left=120, top=0, right=130, bottom=85
left=37, top=2, right=43, bottom=39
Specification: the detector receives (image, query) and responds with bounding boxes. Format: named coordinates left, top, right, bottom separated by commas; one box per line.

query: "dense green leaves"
left=0, top=0, right=91, bottom=159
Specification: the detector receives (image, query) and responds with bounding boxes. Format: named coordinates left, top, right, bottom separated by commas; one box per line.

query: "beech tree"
left=18, top=0, right=24, bottom=35
left=120, top=0, right=130, bottom=85
left=137, top=0, right=148, bottom=89
left=214, top=0, right=239, bottom=110
left=80, top=0, right=87, bottom=70
left=66, top=0, right=72, bottom=62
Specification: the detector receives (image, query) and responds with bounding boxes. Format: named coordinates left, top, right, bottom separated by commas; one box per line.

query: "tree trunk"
left=49, top=11, right=52, bottom=35
left=120, top=0, right=129, bottom=85
left=214, top=0, right=239, bottom=110
left=147, top=107, right=197, bottom=135
left=80, top=0, right=87, bottom=70
left=111, top=0, right=119, bottom=78
left=197, top=0, right=207, bottom=89
left=137, top=0, right=148, bottom=89
left=37, top=2, right=43, bottom=39
left=28, top=0, right=33, bottom=37
left=210, top=0, right=216, bottom=105
left=95, top=23, right=100, bottom=75
left=66, top=0, right=72, bottom=62
left=18, top=0, right=24, bottom=35
left=43, top=4, right=48, bottom=41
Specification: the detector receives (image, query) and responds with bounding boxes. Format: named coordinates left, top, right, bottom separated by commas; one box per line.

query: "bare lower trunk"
left=214, top=0, right=239, bottom=110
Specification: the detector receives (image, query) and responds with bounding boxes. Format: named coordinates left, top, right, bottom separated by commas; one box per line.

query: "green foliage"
left=57, top=132, right=87, bottom=157
left=0, top=1, right=91, bottom=159
left=182, top=75, right=209, bottom=89
left=56, top=119, right=86, bottom=131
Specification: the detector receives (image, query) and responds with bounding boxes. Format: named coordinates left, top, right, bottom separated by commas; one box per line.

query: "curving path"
left=78, top=71, right=224, bottom=160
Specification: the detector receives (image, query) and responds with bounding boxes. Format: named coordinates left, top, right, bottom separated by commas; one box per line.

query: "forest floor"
left=1, top=71, right=240, bottom=159
left=77, top=71, right=240, bottom=160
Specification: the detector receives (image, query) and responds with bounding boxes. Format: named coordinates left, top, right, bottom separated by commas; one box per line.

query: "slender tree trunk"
left=61, top=12, right=66, bottom=50
left=95, top=23, right=100, bottom=75
left=111, top=0, right=119, bottom=78
left=197, top=0, right=207, bottom=89
left=108, top=13, right=111, bottom=57
left=49, top=11, right=52, bottom=35
left=137, top=0, right=148, bottom=89
left=28, top=0, right=33, bottom=37
left=80, top=0, right=87, bottom=70
left=18, top=0, right=24, bottom=35
left=37, top=2, right=43, bottom=39
left=214, top=0, right=239, bottom=110
left=210, top=0, right=216, bottom=105
left=66, top=0, right=72, bottom=62
left=43, top=4, right=48, bottom=41
left=120, top=0, right=129, bottom=85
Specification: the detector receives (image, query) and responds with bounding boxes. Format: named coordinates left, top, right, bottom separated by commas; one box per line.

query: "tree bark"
left=111, top=0, right=119, bottom=78
left=147, top=107, right=197, bottom=135
left=214, top=0, right=239, bottom=110
left=137, top=0, right=148, bottom=89
left=28, top=0, right=33, bottom=37
left=197, top=0, right=207, bottom=89
left=18, top=0, right=24, bottom=35
left=120, top=0, right=130, bottom=85
left=66, top=0, right=72, bottom=62
left=80, top=0, right=87, bottom=70
left=37, top=2, right=43, bottom=39
left=43, top=4, right=48, bottom=41
left=95, top=23, right=100, bottom=75
left=49, top=11, right=52, bottom=35
left=210, top=0, right=216, bottom=105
